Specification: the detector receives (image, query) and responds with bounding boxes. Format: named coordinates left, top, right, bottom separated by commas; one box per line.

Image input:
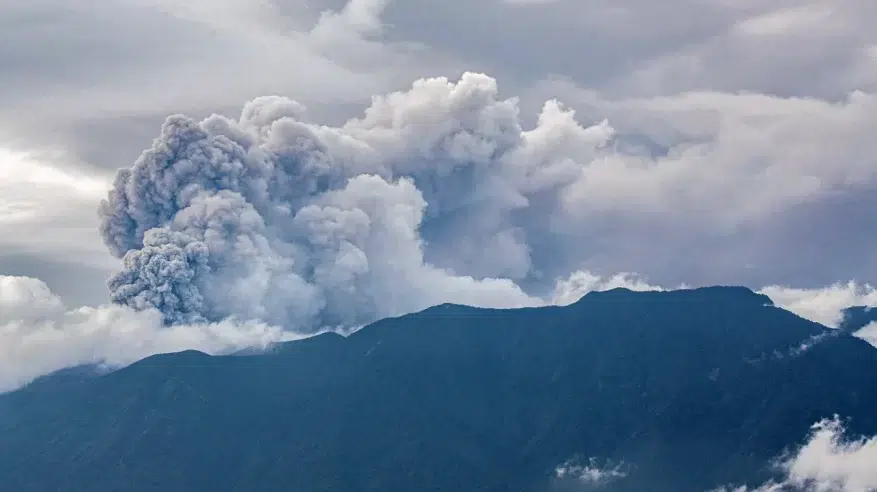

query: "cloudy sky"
left=3, top=0, right=877, bottom=305
left=3, top=0, right=877, bottom=391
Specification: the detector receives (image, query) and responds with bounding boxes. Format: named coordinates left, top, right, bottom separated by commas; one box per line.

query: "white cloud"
left=855, top=322, right=877, bottom=347
left=555, top=457, right=627, bottom=486
left=550, top=270, right=668, bottom=306
left=759, top=283, right=877, bottom=328
left=713, top=417, right=877, bottom=492
left=510, top=79, right=877, bottom=288
left=538, top=87, right=877, bottom=228
left=784, top=417, right=877, bottom=492
left=6, top=262, right=876, bottom=395
left=0, top=275, right=294, bottom=393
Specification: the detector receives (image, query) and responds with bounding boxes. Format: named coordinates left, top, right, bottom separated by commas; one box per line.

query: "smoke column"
left=98, top=73, right=615, bottom=330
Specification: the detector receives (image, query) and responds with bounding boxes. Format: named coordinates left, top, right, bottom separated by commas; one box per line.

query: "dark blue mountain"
left=840, top=305, right=877, bottom=333
left=2, top=286, right=877, bottom=492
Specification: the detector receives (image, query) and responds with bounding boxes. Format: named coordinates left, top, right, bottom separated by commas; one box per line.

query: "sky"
left=2, top=0, right=877, bottom=305
left=3, top=1, right=877, bottom=383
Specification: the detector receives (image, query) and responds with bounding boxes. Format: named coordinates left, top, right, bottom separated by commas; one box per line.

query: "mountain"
left=840, top=305, right=877, bottom=333
left=2, top=287, right=877, bottom=492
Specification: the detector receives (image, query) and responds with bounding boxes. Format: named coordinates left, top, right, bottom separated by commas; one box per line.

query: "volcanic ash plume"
left=98, top=72, right=615, bottom=330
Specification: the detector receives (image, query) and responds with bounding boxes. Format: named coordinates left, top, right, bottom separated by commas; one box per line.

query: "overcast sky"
left=2, top=0, right=877, bottom=307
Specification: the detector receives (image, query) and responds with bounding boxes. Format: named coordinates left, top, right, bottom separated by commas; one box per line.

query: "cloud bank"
left=0, top=275, right=292, bottom=393
left=3, top=269, right=874, bottom=395
left=760, top=283, right=877, bottom=329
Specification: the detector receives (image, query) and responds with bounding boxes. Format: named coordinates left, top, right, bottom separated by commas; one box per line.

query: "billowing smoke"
left=96, top=72, right=877, bottom=333
left=98, top=73, right=612, bottom=330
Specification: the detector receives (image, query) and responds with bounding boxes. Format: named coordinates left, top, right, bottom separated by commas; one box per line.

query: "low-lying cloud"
left=4, top=267, right=875, bottom=394
left=759, top=283, right=877, bottom=329
left=712, top=417, right=877, bottom=492
left=0, top=275, right=293, bottom=393
left=554, top=457, right=628, bottom=487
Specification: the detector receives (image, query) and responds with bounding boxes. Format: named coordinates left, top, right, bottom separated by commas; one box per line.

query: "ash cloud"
left=97, top=72, right=877, bottom=334
left=98, top=72, right=609, bottom=330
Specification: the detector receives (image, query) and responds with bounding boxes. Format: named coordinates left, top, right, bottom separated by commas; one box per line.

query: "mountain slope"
left=2, top=287, right=877, bottom=492
left=840, top=305, right=877, bottom=332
